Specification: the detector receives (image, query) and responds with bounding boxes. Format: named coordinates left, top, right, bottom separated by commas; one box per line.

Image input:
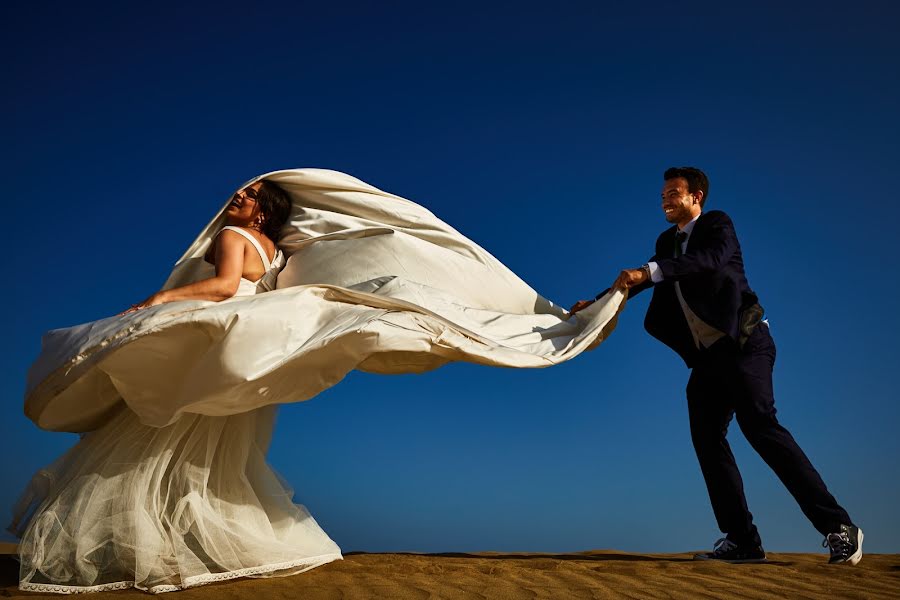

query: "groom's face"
left=661, top=177, right=699, bottom=224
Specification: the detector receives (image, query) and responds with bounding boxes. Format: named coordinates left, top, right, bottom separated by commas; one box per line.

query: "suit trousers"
left=686, top=323, right=852, bottom=546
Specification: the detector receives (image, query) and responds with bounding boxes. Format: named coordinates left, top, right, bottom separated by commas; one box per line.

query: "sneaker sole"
left=693, top=554, right=768, bottom=564
left=830, top=529, right=864, bottom=566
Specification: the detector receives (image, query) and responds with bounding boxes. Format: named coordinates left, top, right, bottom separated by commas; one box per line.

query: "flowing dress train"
left=11, top=229, right=342, bottom=593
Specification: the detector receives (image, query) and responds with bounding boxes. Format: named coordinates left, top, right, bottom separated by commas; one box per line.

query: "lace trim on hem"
left=180, top=552, right=343, bottom=589
left=19, top=553, right=343, bottom=595
left=20, top=580, right=133, bottom=594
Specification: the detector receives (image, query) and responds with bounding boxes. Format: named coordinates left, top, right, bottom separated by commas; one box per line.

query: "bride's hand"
left=120, top=291, right=167, bottom=315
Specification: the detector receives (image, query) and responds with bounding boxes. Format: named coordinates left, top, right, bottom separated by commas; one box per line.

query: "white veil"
left=25, top=169, right=625, bottom=432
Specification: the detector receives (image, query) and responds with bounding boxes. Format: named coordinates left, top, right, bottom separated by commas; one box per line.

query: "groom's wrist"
left=646, top=261, right=662, bottom=283
left=639, top=264, right=651, bottom=281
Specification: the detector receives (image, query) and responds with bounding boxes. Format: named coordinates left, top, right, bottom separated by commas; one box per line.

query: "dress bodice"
left=218, top=226, right=285, bottom=296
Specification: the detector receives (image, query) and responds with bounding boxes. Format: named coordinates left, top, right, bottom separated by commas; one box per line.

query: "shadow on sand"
left=345, top=551, right=795, bottom=566
left=347, top=551, right=691, bottom=563
left=0, top=556, right=18, bottom=588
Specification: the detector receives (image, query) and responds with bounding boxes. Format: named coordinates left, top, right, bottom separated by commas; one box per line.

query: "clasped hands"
left=568, top=267, right=648, bottom=314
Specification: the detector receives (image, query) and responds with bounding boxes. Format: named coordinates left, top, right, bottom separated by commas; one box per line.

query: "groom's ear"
left=692, top=190, right=704, bottom=206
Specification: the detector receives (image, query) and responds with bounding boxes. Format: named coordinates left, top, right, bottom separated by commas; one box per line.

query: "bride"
left=10, top=180, right=342, bottom=593
left=12, top=169, right=626, bottom=593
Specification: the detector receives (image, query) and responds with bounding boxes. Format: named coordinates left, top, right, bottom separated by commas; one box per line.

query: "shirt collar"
left=678, top=213, right=702, bottom=236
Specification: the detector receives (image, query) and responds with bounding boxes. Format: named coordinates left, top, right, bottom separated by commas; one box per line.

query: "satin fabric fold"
left=26, top=169, right=625, bottom=432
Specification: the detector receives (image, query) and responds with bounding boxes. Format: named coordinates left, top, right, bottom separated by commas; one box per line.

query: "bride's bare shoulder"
left=203, top=227, right=244, bottom=264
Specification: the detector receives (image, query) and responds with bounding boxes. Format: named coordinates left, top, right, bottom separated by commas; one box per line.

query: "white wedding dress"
left=10, top=227, right=343, bottom=594
left=14, top=169, right=627, bottom=594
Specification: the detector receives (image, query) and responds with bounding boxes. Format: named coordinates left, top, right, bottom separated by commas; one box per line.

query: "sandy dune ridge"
left=2, top=549, right=897, bottom=599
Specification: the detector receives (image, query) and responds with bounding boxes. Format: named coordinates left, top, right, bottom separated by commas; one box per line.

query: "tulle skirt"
left=9, top=404, right=342, bottom=594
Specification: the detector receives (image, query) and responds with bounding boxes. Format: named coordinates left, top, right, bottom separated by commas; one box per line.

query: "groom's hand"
left=569, top=299, right=594, bottom=314
left=613, top=268, right=648, bottom=290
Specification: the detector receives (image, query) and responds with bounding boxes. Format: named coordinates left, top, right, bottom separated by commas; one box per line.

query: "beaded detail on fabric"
left=19, top=553, right=342, bottom=595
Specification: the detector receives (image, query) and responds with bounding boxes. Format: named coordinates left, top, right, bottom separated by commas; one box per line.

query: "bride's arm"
left=123, top=231, right=246, bottom=313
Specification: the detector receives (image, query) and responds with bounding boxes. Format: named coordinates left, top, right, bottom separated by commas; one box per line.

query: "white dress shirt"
left=647, top=215, right=726, bottom=349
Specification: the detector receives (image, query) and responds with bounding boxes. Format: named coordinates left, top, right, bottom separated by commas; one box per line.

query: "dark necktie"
left=674, top=231, right=688, bottom=257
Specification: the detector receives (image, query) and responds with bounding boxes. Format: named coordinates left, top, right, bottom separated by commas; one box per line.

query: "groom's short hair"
left=664, top=167, right=709, bottom=208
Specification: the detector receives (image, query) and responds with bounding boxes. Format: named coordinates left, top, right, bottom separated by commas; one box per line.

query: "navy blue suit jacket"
left=626, top=210, right=759, bottom=367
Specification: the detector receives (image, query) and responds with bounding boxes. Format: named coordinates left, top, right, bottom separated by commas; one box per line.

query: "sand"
left=1, top=550, right=897, bottom=599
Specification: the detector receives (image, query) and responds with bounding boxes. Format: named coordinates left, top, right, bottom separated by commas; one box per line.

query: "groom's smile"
left=661, top=177, right=701, bottom=226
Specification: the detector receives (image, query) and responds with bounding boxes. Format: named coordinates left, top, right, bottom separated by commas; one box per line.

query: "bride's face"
left=225, top=182, right=264, bottom=226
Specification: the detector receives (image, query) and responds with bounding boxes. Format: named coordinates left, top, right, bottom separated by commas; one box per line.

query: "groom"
left=571, top=167, right=863, bottom=564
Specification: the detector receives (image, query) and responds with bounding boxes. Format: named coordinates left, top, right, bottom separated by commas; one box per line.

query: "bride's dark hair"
left=256, top=180, right=291, bottom=241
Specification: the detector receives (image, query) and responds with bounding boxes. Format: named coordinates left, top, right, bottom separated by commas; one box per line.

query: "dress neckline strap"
left=220, top=226, right=272, bottom=271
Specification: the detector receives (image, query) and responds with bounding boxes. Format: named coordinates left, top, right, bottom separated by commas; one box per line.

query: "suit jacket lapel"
left=661, top=225, right=678, bottom=258
left=684, top=212, right=711, bottom=254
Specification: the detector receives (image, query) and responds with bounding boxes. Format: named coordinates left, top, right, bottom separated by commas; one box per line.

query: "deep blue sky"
left=3, top=2, right=899, bottom=555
